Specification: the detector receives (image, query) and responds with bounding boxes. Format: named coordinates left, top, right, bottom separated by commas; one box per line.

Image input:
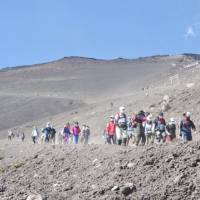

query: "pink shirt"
left=72, top=126, right=81, bottom=136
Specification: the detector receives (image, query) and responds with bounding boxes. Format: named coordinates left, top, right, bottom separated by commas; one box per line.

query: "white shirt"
left=32, top=129, right=38, bottom=137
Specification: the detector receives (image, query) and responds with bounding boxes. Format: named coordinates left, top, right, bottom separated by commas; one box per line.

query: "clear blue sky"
left=0, top=0, right=200, bottom=68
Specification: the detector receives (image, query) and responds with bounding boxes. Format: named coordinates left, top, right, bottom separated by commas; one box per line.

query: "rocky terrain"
left=1, top=139, right=200, bottom=200
left=1, top=54, right=200, bottom=199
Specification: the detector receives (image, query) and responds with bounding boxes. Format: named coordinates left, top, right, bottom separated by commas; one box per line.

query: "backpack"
left=51, top=128, right=56, bottom=137
left=155, top=118, right=165, bottom=132
left=116, top=113, right=127, bottom=129
left=181, top=119, right=194, bottom=133
left=135, top=114, right=145, bottom=124
left=64, top=127, right=71, bottom=135
left=166, top=124, right=176, bottom=136
left=145, top=122, right=153, bottom=134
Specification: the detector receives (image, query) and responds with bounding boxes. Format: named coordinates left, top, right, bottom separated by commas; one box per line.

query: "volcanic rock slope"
left=1, top=54, right=200, bottom=200
left=1, top=140, right=200, bottom=199
left=0, top=54, right=200, bottom=140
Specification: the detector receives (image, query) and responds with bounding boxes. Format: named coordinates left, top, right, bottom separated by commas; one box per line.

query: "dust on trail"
left=1, top=139, right=200, bottom=200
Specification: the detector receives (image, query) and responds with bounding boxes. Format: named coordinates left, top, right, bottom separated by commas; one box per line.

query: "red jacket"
left=106, top=122, right=116, bottom=135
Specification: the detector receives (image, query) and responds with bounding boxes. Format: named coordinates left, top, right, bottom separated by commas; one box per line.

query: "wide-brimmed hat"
left=170, top=118, right=175, bottom=122
left=186, top=112, right=191, bottom=117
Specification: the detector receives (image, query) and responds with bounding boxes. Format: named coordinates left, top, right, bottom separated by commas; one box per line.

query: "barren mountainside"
left=1, top=54, right=200, bottom=200
left=0, top=54, right=200, bottom=139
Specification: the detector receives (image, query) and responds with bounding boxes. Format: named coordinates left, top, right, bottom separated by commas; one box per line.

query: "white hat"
left=186, top=112, right=191, bottom=117
left=147, top=116, right=152, bottom=121
left=110, top=115, right=114, bottom=119
left=170, top=118, right=175, bottom=122
left=119, top=106, right=125, bottom=112
left=46, top=122, right=51, bottom=127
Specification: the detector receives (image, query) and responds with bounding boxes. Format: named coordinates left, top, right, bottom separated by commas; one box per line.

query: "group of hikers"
left=8, top=122, right=91, bottom=145
left=8, top=106, right=196, bottom=146
left=8, top=130, right=25, bottom=142
left=104, top=106, right=196, bottom=146
left=34, top=122, right=90, bottom=145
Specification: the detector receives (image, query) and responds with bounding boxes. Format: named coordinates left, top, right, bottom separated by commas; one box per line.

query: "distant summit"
left=1, top=53, right=200, bottom=72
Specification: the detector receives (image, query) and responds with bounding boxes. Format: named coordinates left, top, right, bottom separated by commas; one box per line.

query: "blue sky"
left=0, top=0, right=200, bottom=68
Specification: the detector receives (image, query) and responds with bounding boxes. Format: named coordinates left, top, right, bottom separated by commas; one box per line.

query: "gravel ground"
left=1, top=139, right=200, bottom=200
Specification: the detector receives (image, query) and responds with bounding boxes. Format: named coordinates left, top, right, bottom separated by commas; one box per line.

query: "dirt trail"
left=1, top=139, right=200, bottom=200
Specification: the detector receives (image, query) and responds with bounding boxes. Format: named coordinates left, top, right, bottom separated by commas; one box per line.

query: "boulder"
left=26, top=193, right=42, bottom=200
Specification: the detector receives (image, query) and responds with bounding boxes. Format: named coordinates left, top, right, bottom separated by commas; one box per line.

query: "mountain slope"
left=0, top=54, right=199, bottom=138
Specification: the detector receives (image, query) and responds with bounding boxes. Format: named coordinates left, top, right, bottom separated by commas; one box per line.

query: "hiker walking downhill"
left=58, top=130, right=64, bottom=144
left=32, top=126, right=39, bottom=144
left=127, top=117, right=134, bottom=145
left=63, top=123, right=71, bottom=144
left=102, top=129, right=108, bottom=144
left=134, top=111, right=146, bottom=146
left=115, top=106, right=128, bottom=146
left=144, top=114, right=154, bottom=145
left=80, top=125, right=90, bottom=145
left=41, top=122, right=52, bottom=143
left=8, top=130, right=13, bottom=141
left=72, top=122, right=81, bottom=144
left=49, top=125, right=56, bottom=144
left=180, top=112, right=196, bottom=142
left=166, top=118, right=176, bottom=143
left=154, top=112, right=166, bottom=143
left=106, top=116, right=116, bottom=144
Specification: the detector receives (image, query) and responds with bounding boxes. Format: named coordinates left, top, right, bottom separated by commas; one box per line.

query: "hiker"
left=40, top=130, right=46, bottom=144
left=127, top=117, right=134, bottom=145
left=131, top=113, right=137, bottom=144
left=154, top=112, right=166, bottom=143
left=72, top=122, right=81, bottom=144
left=144, top=114, right=154, bottom=144
left=180, top=112, right=196, bottom=142
left=106, top=116, right=116, bottom=144
left=41, top=122, right=52, bottom=143
left=80, top=125, right=90, bottom=145
left=166, top=118, right=176, bottom=143
left=115, top=106, right=128, bottom=146
left=134, top=110, right=146, bottom=146
left=32, top=126, right=39, bottom=144
left=8, top=130, right=13, bottom=141
left=49, top=125, right=56, bottom=144
left=102, top=129, right=108, bottom=144
left=21, top=132, right=25, bottom=142
left=58, top=130, right=64, bottom=144
left=63, top=123, right=71, bottom=144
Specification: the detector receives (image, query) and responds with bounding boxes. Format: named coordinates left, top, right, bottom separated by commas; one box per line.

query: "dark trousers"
left=117, top=139, right=122, bottom=145
left=136, top=133, right=146, bottom=146
left=122, top=138, right=127, bottom=146
left=32, top=136, right=36, bottom=144
left=107, top=135, right=116, bottom=144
